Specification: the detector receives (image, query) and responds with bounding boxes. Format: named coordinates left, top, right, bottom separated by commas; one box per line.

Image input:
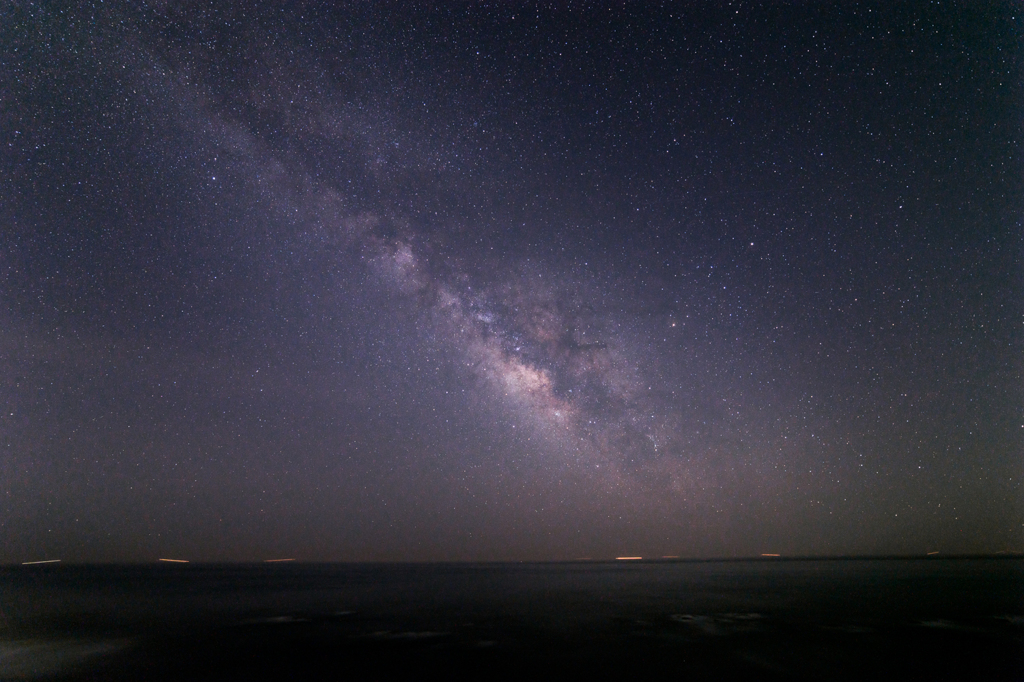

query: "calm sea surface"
left=1, top=559, right=1021, bottom=680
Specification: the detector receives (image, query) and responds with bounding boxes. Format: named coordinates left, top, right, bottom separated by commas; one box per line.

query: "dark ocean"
left=2, top=559, right=1021, bottom=681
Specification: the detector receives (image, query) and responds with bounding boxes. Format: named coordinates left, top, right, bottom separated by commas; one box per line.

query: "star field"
left=1, top=2, right=1020, bottom=561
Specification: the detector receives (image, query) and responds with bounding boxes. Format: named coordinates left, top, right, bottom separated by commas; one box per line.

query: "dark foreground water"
left=1, top=559, right=1021, bottom=681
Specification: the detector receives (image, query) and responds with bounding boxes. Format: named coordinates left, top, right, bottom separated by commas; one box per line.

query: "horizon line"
left=7, top=552, right=1022, bottom=566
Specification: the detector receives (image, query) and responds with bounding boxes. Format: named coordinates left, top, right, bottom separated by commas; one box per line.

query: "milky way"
left=1, top=2, right=1020, bottom=561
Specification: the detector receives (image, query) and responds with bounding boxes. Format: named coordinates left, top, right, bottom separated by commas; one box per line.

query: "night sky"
left=2, top=2, right=1021, bottom=563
